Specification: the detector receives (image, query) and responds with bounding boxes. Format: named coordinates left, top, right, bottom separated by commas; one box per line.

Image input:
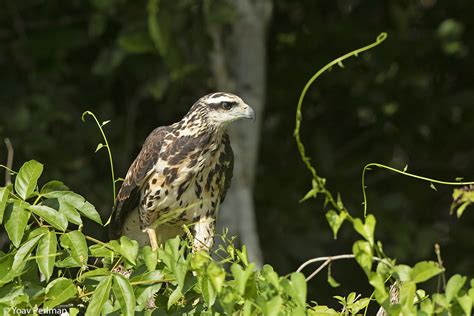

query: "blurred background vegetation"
left=1, top=0, right=473, bottom=308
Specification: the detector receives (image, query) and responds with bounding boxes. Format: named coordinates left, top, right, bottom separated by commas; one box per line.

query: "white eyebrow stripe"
left=207, top=95, right=238, bottom=104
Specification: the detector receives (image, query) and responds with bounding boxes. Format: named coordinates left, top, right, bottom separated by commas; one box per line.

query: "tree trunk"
left=206, top=0, right=272, bottom=266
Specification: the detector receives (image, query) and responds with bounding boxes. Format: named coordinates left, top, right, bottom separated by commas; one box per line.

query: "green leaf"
left=353, top=214, right=376, bottom=245
left=28, top=205, right=68, bottom=231
left=40, top=180, right=69, bottom=194
left=399, top=281, right=416, bottom=306
left=132, top=271, right=164, bottom=311
left=112, top=274, right=135, bottom=316
left=202, top=275, right=216, bottom=307
left=353, top=240, right=373, bottom=273
left=44, top=191, right=102, bottom=225
left=369, top=272, right=388, bottom=302
left=393, top=265, right=412, bottom=282
left=12, top=234, right=44, bottom=272
left=207, top=262, right=225, bottom=294
left=142, top=246, right=157, bottom=271
left=456, top=295, right=473, bottom=316
left=36, top=231, right=58, bottom=281
left=328, top=271, right=341, bottom=288
left=0, top=187, right=10, bottom=224
left=58, top=200, right=82, bottom=225
left=79, top=268, right=111, bottom=282
left=4, top=202, right=31, bottom=247
left=119, top=236, right=139, bottom=265
left=351, top=298, right=370, bottom=314
left=445, top=274, right=466, bottom=303
left=326, top=210, right=347, bottom=239
left=85, top=275, right=112, bottom=316
left=260, top=295, right=282, bottom=316
left=44, top=277, right=77, bottom=309
left=290, top=272, right=307, bottom=306
left=95, top=143, right=105, bottom=152
left=60, top=230, right=88, bottom=267
left=15, top=160, right=43, bottom=200
left=231, top=263, right=255, bottom=295
left=411, top=261, right=443, bottom=284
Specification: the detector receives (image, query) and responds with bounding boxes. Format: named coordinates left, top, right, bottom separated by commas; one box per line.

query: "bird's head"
left=189, top=92, right=255, bottom=128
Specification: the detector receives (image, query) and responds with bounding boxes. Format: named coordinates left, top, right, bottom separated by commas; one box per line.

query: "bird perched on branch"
left=110, top=92, right=255, bottom=251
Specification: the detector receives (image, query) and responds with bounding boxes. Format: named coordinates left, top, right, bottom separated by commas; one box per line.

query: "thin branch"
left=435, top=243, right=446, bottom=291
left=4, top=138, right=14, bottom=185
left=297, top=254, right=391, bottom=282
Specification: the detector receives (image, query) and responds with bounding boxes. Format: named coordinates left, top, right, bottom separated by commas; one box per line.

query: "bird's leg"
left=144, top=227, right=158, bottom=251
left=192, top=217, right=215, bottom=252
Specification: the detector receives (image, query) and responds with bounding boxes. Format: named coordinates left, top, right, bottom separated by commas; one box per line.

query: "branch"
left=297, top=254, right=391, bottom=282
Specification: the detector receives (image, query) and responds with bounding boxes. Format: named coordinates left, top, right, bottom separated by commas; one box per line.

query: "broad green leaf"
left=0, top=254, right=15, bottom=286
left=132, top=271, right=164, bottom=311
left=0, top=187, right=10, bottom=224
left=12, top=234, right=44, bottom=272
left=326, top=210, right=347, bottom=239
left=40, top=180, right=69, bottom=194
left=445, top=274, right=466, bottom=303
left=112, top=274, right=135, bottom=316
left=262, top=265, right=281, bottom=291
left=28, top=205, right=68, bottom=231
left=260, top=295, right=282, bottom=316
left=79, top=268, right=111, bottom=282
left=142, top=246, right=157, bottom=271
left=399, top=281, right=416, bottom=306
left=58, top=200, right=82, bottom=225
left=60, top=230, right=88, bottom=267
left=353, top=214, right=376, bottom=245
left=36, top=231, right=58, bottom=281
left=310, top=306, right=339, bottom=315
left=456, top=295, right=473, bottom=316
left=411, top=261, right=443, bottom=284
left=15, top=160, right=43, bottom=200
left=207, top=262, right=225, bottom=293
left=44, top=191, right=102, bottom=225
left=369, top=272, right=388, bottom=302
left=119, top=236, right=139, bottom=265
left=4, top=202, right=31, bottom=247
left=85, top=275, right=112, bottom=316
left=55, top=256, right=81, bottom=268
left=351, top=298, right=370, bottom=314
left=231, top=263, right=255, bottom=295
left=168, top=286, right=183, bottom=309
left=202, top=275, right=216, bottom=307
left=290, top=272, right=307, bottom=306
left=89, top=244, right=114, bottom=258
left=353, top=240, right=373, bottom=273
left=393, top=264, right=412, bottom=282
left=44, top=277, right=77, bottom=309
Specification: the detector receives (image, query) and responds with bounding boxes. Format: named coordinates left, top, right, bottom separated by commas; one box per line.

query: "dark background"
left=1, top=0, right=473, bottom=307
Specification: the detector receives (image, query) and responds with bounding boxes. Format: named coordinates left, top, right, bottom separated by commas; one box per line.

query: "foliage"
left=0, top=160, right=315, bottom=315
left=1, top=32, right=474, bottom=315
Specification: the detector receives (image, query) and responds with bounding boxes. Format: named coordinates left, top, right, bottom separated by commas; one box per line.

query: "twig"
left=435, top=243, right=446, bottom=291
left=4, top=138, right=14, bottom=185
left=297, top=254, right=391, bottom=282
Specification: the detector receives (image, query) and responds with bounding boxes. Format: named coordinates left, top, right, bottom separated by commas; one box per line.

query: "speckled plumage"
left=110, top=92, right=254, bottom=250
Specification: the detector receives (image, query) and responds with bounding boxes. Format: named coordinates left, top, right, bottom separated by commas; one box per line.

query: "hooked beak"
left=242, top=103, right=256, bottom=121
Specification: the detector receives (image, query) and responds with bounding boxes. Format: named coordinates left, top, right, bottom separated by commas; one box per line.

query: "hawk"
left=109, top=92, right=255, bottom=251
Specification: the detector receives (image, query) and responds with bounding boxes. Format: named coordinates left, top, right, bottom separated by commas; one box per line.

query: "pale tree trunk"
left=205, top=0, right=272, bottom=266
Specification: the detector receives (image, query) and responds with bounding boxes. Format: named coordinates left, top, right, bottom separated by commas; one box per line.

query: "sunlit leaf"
left=28, top=205, right=68, bottom=231
left=85, top=275, right=112, bottom=316
left=112, top=274, right=135, bottom=316
left=15, top=160, right=43, bottom=200
left=60, top=230, right=88, bottom=267
left=44, top=277, right=77, bottom=309
left=411, top=261, right=443, bottom=284
left=36, top=231, right=58, bottom=282
left=4, top=202, right=31, bottom=248
left=0, top=187, right=10, bottom=224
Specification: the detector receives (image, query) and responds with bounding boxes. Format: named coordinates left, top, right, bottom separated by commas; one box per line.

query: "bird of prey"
left=110, top=92, right=255, bottom=251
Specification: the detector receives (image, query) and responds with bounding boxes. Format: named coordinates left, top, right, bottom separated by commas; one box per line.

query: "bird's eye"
left=221, top=101, right=233, bottom=110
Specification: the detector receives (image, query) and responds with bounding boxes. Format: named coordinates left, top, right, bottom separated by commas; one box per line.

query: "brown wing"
left=109, top=126, right=169, bottom=239
left=219, top=133, right=234, bottom=203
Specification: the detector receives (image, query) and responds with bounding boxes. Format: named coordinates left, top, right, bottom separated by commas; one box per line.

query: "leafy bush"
left=1, top=33, right=474, bottom=316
